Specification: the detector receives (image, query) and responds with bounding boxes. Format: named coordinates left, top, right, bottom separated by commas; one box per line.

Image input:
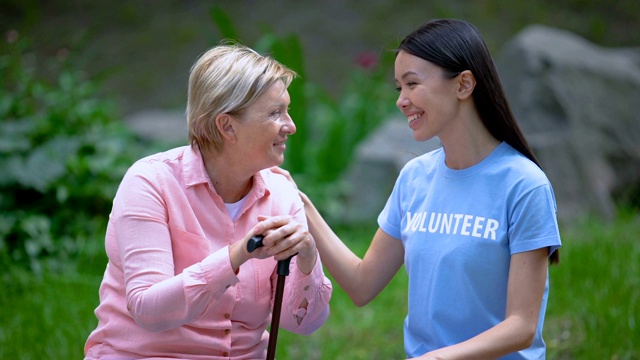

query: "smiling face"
left=394, top=50, right=461, bottom=142
left=232, top=80, right=296, bottom=172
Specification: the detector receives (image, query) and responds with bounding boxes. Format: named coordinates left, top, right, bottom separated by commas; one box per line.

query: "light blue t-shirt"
left=378, top=142, right=561, bottom=359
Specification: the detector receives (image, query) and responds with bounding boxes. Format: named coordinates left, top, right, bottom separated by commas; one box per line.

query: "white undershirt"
left=225, top=195, right=249, bottom=221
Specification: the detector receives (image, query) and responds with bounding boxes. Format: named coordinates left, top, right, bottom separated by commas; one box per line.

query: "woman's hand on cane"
left=252, top=214, right=317, bottom=275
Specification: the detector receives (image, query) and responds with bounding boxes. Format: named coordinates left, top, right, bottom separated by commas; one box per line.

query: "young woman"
left=266, top=19, right=561, bottom=359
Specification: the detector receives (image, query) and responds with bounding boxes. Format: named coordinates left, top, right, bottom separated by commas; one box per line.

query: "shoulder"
left=494, top=144, right=549, bottom=186
left=124, top=146, right=188, bottom=182
left=257, top=169, right=305, bottom=219
left=484, top=144, right=555, bottom=204
left=258, top=169, right=299, bottom=195
left=133, top=146, right=186, bottom=167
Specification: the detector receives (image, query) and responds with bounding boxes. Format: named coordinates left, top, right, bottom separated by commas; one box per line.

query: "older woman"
left=84, top=43, right=332, bottom=359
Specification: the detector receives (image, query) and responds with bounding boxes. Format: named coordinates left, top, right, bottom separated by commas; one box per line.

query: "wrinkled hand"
left=253, top=215, right=317, bottom=274
left=234, top=215, right=310, bottom=262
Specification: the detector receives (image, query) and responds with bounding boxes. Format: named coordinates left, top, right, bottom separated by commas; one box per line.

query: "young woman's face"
left=234, top=80, right=296, bottom=171
left=394, top=50, right=460, bottom=142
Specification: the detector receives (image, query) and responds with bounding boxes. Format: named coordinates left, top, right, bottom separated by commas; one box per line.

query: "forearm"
left=299, top=192, right=374, bottom=305
left=127, top=273, right=195, bottom=332
left=416, top=316, right=536, bottom=360
left=126, top=246, right=239, bottom=332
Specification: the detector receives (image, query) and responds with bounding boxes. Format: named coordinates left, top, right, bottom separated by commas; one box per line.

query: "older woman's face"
left=234, top=80, right=296, bottom=170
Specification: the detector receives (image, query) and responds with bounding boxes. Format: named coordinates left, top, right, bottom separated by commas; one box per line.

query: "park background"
left=1, top=1, right=639, bottom=359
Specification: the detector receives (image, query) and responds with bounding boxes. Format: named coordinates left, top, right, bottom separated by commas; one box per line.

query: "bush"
left=0, top=32, right=144, bottom=274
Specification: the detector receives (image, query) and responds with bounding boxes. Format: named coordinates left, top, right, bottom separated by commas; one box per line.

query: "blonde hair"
left=186, top=42, right=297, bottom=156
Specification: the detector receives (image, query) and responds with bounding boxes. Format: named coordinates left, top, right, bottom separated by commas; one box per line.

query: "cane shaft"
left=266, top=275, right=286, bottom=360
left=246, top=235, right=293, bottom=360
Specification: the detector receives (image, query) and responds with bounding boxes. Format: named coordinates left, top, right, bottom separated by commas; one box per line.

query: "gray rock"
left=124, top=109, right=188, bottom=145
left=497, top=25, right=640, bottom=223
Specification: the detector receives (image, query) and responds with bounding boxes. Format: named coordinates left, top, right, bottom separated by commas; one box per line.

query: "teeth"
left=407, top=113, right=422, bottom=122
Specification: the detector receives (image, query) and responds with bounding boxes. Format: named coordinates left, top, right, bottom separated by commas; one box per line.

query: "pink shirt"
left=84, top=146, right=332, bottom=359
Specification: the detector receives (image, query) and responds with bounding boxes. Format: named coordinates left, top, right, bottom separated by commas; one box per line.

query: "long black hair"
left=399, top=19, right=559, bottom=264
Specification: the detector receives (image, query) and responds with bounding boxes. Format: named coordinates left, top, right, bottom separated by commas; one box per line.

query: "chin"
left=413, top=133, right=433, bottom=142
left=411, top=126, right=439, bottom=142
left=269, top=157, right=285, bottom=168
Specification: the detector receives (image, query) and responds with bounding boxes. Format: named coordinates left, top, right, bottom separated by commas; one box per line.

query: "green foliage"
left=0, top=35, right=142, bottom=274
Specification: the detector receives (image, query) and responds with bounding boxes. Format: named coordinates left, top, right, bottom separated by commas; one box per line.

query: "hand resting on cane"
left=240, top=215, right=318, bottom=275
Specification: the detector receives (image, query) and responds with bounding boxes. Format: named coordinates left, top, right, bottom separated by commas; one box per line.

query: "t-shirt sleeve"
left=377, top=173, right=404, bottom=241
left=508, top=183, right=562, bottom=257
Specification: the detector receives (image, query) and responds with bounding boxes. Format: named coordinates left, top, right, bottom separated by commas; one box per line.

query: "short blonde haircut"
left=186, top=42, right=297, bottom=156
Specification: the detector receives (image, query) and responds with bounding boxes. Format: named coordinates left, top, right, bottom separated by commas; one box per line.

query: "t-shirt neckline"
left=438, top=141, right=508, bottom=178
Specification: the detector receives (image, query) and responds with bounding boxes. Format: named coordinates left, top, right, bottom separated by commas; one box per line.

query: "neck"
left=203, top=153, right=253, bottom=203
left=440, top=107, right=500, bottom=170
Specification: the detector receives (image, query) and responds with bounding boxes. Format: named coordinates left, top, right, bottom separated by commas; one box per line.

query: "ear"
left=456, top=70, right=476, bottom=100
left=215, top=113, right=237, bottom=144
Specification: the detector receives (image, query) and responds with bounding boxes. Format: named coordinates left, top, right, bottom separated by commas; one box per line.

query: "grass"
left=1, top=213, right=638, bottom=359
left=544, top=210, right=640, bottom=359
left=0, top=270, right=102, bottom=359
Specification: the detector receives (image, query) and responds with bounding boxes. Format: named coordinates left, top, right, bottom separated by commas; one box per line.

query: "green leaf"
left=12, top=136, right=80, bottom=192
left=0, top=120, right=35, bottom=153
left=209, top=6, right=238, bottom=41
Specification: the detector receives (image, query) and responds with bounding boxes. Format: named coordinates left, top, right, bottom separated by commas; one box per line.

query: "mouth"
left=273, top=139, right=287, bottom=148
left=406, top=112, right=424, bottom=123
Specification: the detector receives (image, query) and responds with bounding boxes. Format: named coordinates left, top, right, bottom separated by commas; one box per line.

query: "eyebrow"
left=395, top=70, right=418, bottom=82
left=266, top=102, right=289, bottom=112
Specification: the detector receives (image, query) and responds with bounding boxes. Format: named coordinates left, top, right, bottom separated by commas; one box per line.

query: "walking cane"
left=247, top=235, right=295, bottom=360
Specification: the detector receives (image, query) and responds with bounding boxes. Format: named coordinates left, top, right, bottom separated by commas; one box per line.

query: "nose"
left=282, top=113, right=296, bottom=135
left=396, top=91, right=409, bottom=109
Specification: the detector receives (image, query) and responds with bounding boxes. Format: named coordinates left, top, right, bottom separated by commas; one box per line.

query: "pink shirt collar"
left=183, top=145, right=270, bottom=200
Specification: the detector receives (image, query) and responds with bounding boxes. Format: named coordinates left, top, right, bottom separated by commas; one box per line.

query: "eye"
left=395, top=81, right=417, bottom=92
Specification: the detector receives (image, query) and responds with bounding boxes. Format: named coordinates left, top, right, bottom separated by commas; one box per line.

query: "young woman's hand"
left=270, top=166, right=298, bottom=190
